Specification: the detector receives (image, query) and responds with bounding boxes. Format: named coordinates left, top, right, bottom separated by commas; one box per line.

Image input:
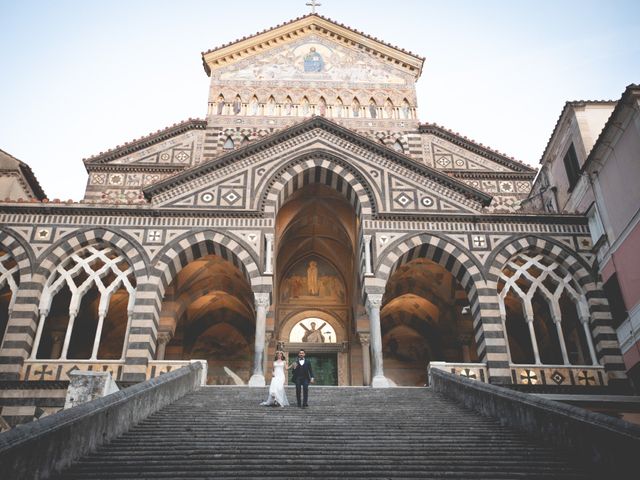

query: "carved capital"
left=157, top=331, right=173, bottom=345
left=358, top=333, right=370, bottom=347
left=365, top=294, right=383, bottom=311
left=254, top=292, right=271, bottom=309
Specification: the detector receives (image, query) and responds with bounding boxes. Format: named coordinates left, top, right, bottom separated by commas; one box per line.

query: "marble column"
left=525, top=315, right=542, bottom=365
left=366, top=294, right=390, bottom=388
left=358, top=333, right=371, bottom=386
left=458, top=334, right=472, bottom=363
left=263, top=331, right=273, bottom=381
left=363, top=235, right=373, bottom=276
left=156, top=331, right=173, bottom=360
left=264, top=234, right=274, bottom=275
left=50, top=331, right=65, bottom=360
left=249, top=293, right=270, bottom=386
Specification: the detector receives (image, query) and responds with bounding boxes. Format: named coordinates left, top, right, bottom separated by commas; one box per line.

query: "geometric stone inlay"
left=550, top=370, right=565, bottom=385
left=394, top=192, right=411, bottom=207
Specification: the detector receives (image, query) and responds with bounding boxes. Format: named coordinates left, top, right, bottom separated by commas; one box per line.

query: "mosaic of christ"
left=280, top=257, right=346, bottom=304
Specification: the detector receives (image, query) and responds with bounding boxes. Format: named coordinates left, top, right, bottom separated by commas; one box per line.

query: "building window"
left=602, top=274, right=628, bottom=329
left=563, top=143, right=580, bottom=191
left=587, top=204, right=606, bottom=246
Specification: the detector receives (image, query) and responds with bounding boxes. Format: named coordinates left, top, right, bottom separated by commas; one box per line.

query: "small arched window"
left=393, top=140, right=404, bottom=153
left=223, top=136, right=235, bottom=150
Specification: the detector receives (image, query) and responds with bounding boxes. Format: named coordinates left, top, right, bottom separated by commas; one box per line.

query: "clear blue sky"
left=1, top=0, right=638, bottom=200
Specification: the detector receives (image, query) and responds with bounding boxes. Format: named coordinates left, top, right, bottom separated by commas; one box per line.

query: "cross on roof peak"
left=306, top=0, right=322, bottom=14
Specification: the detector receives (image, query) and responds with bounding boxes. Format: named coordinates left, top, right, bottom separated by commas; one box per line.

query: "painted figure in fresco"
left=318, top=98, right=327, bottom=116
left=384, top=99, right=394, bottom=119
left=302, top=321, right=327, bottom=343
left=401, top=99, right=410, bottom=119
left=249, top=96, right=259, bottom=115
left=303, top=47, right=324, bottom=72
left=369, top=100, right=377, bottom=118
left=307, top=261, right=319, bottom=295
left=301, top=97, right=310, bottom=116
left=216, top=95, right=225, bottom=115
left=267, top=97, right=276, bottom=115
left=232, top=97, right=242, bottom=115
left=335, top=98, right=343, bottom=118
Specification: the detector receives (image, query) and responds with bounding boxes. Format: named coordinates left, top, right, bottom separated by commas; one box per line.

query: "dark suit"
left=291, top=358, right=313, bottom=406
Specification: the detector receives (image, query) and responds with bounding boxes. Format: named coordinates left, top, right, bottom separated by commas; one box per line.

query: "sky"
left=1, top=0, right=638, bottom=200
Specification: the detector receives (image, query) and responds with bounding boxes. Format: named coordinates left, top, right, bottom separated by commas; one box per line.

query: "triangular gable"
left=201, top=14, right=424, bottom=79
left=420, top=124, right=536, bottom=174
left=144, top=117, right=492, bottom=215
left=83, top=119, right=207, bottom=166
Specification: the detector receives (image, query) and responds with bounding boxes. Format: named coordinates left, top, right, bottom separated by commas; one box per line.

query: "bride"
left=260, top=351, right=292, bottom=407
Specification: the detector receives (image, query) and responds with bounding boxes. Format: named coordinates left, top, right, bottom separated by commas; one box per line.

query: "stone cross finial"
left=306, top=0, right=321, bottom=13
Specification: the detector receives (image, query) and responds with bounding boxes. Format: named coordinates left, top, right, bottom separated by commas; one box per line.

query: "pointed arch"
left=223, top=136, right=235, bottom=150
left=259, top=153, right=377, bottom=217
left=373, top=233, right=511, bottom=384
left=488, top=234, right=626, bottom=382
left=352, top=97, right=361, bottom=118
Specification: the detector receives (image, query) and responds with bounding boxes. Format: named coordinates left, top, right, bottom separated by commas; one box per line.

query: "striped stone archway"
left=0, top=229, right=35, bottom=379
left=488, top=235, right=627, bottom=383
left=259, top=152, right=377, bottom=217
left=0, top=227, right=146, bottom=379
left=124, top=229, right=269, bottom=382
left=372, top=233, right=512, bottom=384
left=261, top=153, right=377, bottom=298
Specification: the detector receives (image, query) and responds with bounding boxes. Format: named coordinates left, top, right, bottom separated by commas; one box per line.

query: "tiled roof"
left=201, top=13, right=425, bottom=61
left=582, top=84, right=640, bottom=172
left=145, top=115, right=492, bottom=206
left=0, top=148, right=47, bottom=200
left=538, top=99, right=617, bottom=165
left=419, top=123, right=536, bottom=173
left=83, top=118, right=207, bottom=166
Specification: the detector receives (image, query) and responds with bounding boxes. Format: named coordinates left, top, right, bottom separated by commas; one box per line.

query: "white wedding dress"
left=260, top=360, right=289, bottom=407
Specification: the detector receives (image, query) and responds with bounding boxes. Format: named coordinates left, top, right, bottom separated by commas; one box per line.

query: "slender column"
left=364, top=235, right=373, bottom=276
left=358, top=333, right=371, bottom=386
left=156, top=331, right=173, bottom=360
left=248, top=293, right=270, bottom=386
left=459, top=335, right=472, bottom=363
left=90, top=313, right=107, bottom=360
left=60, top=312, right=78, bottom=359
left=263, top=332, right=273, bottom=381
left=551, top=314, right=570, bottom=365
left=50, top=331, right=65, bottom=359
left=264, top=234, right=274, bottom=275
left=525, top=315, right=542, bottom=365
left=366, top=294, right=390, bottom=388
left=580, top=316, right=599, bottom=365
left=30, top=311, right=49, bottom=359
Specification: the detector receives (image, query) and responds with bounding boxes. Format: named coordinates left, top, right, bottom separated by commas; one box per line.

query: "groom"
left=292, top=349, right=314, bottom=408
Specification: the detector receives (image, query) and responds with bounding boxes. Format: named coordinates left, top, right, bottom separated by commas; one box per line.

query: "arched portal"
left=274, top=184, right=359, bottom=385
left=158, top=254, right=255, bottom=385
left=381, top=258, right=478, bottom=386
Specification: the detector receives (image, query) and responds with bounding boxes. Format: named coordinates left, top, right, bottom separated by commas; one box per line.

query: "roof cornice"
left=418, top=123, right=536, bottom=173
left=83, top=119, right=207, bottom=167
left=582, top=84, right=640, bottom=174
left=143, top=116, right=493, bottom=206
left=0, top=202, right=588, bottom=225
left=201, top=14, right=424, bottom=78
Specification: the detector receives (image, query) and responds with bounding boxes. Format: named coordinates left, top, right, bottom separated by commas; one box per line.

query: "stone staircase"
left=55, top=387, right=595, bottom=479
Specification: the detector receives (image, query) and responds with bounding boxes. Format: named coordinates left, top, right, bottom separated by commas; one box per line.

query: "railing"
left=428, top=362, right=489, bottom=383
left=21, top=359, right=208, bottom=385
left=508, top=364, right=607, bottom=386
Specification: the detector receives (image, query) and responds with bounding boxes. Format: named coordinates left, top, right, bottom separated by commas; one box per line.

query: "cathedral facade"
left=0, top=15, right=628, bottom=427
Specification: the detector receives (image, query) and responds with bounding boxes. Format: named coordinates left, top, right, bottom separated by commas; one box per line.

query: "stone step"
left=55, top=387, right=595, bottom=479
